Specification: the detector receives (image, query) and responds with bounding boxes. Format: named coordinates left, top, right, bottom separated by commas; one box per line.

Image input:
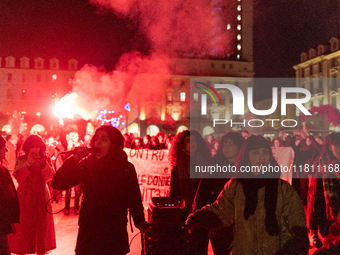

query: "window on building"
left=180, top=92, right=186, bottom=102
left=52, top=74, right=57, bottom=82
left=237, top=15, right=241, bottom=21
left=237, top=5, right=241, bottom=11
left=332, top=96, right=336, bottom=106
left=318, top=79, right=323, bottom=91
left=37, top=61, right=42, bottom=68
left=227, top=24, right=231, bottom=30
left=21, top=90, right=26, bottom=99
left=237, top=34, right=241, bottom=40
left=237, top=44, right=241, bottom=50
left=319, top=98, right=323, bottom=106
left=211, top=63, right=215, bottom=68
left=229, top=64, right=233, bottom=69
left=237, top=55, right=240, bottom=59
left=193, top=93, right=198, bottom=102
left=52, top=62, right=57, bottom=68
left=7, top=73, right=12, bottom=82
left=6, top=89, right=13, bottom=99
left=37, top=74, right=41, bottom=82
left=237, top=25, right=241, bottom=30
left=167, top=92, right=172, bottom=101
left=222, top=63, right=226, bottom=69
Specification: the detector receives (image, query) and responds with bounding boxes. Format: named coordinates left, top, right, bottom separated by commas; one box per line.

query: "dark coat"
left=51, top=151, right=145, bottom=255
left=0, top=165, right=19, bottom=235
left=193, top=153, right=235, bottom=211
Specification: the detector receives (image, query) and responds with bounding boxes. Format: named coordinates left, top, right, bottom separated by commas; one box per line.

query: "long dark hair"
left=169, top=129, right=210, bottom=167
left=235, top=135, right=280, bottom=236
left=90, top=125, right=124, bottom=153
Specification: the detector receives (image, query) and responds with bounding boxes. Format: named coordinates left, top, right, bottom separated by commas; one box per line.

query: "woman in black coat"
left=193, top=131, right=244, bottom=255
left=0, top=135, right=20, bottom=255
left=51, top=126, right=147, bottom=255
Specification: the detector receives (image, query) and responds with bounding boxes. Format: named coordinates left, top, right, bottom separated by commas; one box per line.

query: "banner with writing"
left=124, top=148, right=171, bottom=209
left=271, top=146, right=295, bottom=185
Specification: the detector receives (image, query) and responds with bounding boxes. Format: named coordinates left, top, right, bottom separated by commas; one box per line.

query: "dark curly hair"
left=169, top=129, right=210, bottom=167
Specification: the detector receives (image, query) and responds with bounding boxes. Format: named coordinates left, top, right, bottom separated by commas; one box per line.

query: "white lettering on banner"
left=125, top=148, right=171, bottom=209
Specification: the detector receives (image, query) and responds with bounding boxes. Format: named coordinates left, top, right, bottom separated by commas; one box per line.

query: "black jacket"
left=51, top=151, right=145, bottom=255
left=0, top=165, right=20, bottom=235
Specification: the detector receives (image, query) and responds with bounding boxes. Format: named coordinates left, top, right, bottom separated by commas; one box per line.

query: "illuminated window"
left=237, top=15, right=241, bottom=21
left=237, top=55, right=240, bottom=59
left=180, top=92, right=186, bottom=102
left=237, top=25, right=241, bottom=30
left=227, top=24, right=231, bottom=30
left=52, top=74, right=57, bottom=82
left=237, top=5, right=241, bottom=11
left=193, top=93, right=198, bottom=102
left=237, top=34, right=241, bottom=40
left=167, top=92, right=172, bottom=101
left=7, top=73, right=12, bottom=82
left=237, top=44, right=242, bottom=50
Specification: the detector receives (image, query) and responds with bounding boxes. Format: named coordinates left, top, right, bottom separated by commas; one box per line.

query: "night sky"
left=1, top=0, right=340, bottom=96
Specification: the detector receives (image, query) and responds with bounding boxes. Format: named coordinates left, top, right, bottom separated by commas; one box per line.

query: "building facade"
left=126, top=0, right=254, bottom=137
left=293, top=37, right=340, bottom=131
left=0, top=56, right=78, bottom=135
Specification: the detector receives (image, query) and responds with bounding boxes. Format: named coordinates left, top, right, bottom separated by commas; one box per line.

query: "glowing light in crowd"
left=53, top=93, right=90, bottom=120
left=124, top=103, right=131, bottom=111
left=97, top=109, right=121, bottom=128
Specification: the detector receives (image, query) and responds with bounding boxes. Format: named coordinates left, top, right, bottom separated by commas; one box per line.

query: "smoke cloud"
left=57, top=0, right=230, bottom=124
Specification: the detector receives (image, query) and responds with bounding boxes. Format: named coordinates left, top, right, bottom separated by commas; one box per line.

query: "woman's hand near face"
left=72, top=147, right=91, bottom=162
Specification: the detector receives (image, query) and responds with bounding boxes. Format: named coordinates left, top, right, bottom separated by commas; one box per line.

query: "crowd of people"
left=1, top=126, right=340, bottom=254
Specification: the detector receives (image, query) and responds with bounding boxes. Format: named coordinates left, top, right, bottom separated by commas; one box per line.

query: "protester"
left=169, top=129, right=211, bottom=254
left=194, top=131, right=244, bottom=255
left=185, top=135, right=309, bottom=255
left=205, top=134, right=215, bottom=151
left=9, top=134, right=56, bottom=255
left=51, top=125, right=147, bottom=255
left=142, top=135, right=153, bottom=149
left=64, top=131, right=83, bottom=215
left=307, top=132, right=340, bottom=248
left=298, top=135, right=321, bottom=205
left=0, top=136, right=20, bottom=255
left=156, top=132, right=166, bottom=149
left=132, top=137, right=143, bottom=149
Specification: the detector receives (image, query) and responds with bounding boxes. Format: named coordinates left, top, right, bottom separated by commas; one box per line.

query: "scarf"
left=237, top=178, right=279, bottom=236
